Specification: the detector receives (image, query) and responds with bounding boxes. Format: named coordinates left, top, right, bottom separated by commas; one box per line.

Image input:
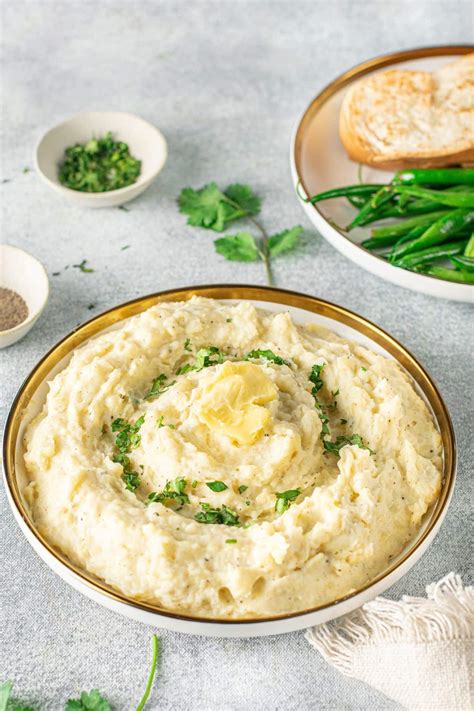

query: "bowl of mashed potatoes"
left=3, top=286, right=455, bottom=637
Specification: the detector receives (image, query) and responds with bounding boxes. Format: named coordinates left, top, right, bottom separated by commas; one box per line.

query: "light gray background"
left=1, top=1, right=473, bottom=709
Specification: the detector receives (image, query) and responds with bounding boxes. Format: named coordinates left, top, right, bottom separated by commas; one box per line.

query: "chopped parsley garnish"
left=194, top=503, right=240, bottom=526
left=309, top=363, right=330, bottom=438
left=329, top=389, right=339, bottom=409
left=184, top=338, right=192, bottom=351
left=275, top=488, right=301, bottom=515
left=206, top=480, right=228, bottom=492
left=59, top=132, right=141, bottom=193
left=73, top=259, right=94, bottom=273
left=146, top=478, right=189, bottom=508
left=244, top=349, right=290, bottom=366
left=144, top=373, right=176, bottom=400
left=225, top=539, right=237, bottom=544
left=238, top=484, right=248, bottom=494
left=176, top=346, right=225, bottom=375
left=191, top=479, right=198, bottom=488
left=323, top=435, right=374, bottom=456
left=340, top=418, right=348, bottom=425
left=156, top=416, right=176, bottom=429
left=110, top=415, right=145, bottom=491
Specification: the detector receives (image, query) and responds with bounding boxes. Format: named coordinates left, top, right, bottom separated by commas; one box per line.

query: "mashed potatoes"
left=23, top=297, right=442, bottom=618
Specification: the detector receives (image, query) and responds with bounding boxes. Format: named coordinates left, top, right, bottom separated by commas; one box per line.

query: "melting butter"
left=199, top=361, right=277, bottom=445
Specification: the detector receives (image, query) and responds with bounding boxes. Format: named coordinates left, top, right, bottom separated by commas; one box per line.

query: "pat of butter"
left=199, top=361, right=277, bottom=445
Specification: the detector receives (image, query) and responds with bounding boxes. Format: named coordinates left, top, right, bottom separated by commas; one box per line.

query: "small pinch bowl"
left=0, top=244, right=49, bottom=348
left=3, top=285, right=456, bottom=637
left=34, top=111, right=167, bottom=208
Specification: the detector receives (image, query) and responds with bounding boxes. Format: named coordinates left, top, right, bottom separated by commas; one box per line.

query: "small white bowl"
left=0, top=245, right=49, bottom=348
left=34, top=111, right=167, bottom=208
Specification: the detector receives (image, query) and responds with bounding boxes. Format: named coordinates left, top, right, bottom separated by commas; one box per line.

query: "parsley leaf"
left=65, top=689, right=110, bottom=711
left=323, top=434, right=374, bottom=456
left=73, top=259, right=94, bottom=273
left=177, top=346, right=225, bottom=375
left=0, top=682, right=34, bottom=711
left=214, top=233, right=259, bottom=262
left=184, top=338, right=192, bottom=351
left=275, top=488, right=301, bottom=515
left=206, top=480, right=228, bottom=492
left=268, top=226, right=303, bottom=257
left=309, top=364, right=330, bottom=439
left=156, top=416, right=176, bottom=429
left=225, top=539, right=237, bottom=544
left=238, top=485, right=248, bottom=494
left=110, top=415, right=145, bottom=491
left=144, top=374, right=176, bottom=400
left=245, top=349, right=289, bottom=366
left=146, top=478, right=189, bottom=508
left=224, top=183, right=261, bottom=216
left=194, top=503, right=240, bottom=526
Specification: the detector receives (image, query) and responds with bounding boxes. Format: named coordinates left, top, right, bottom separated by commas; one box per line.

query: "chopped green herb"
left=23, top=167, right=30, bottom=174
left=206, top=480, right=228, bottom=492
left=73, top=259, right=94, bottom=273
left=146, top=478, right=189, bottom=508
left=329, top=389, right=339, bottom=409
left=118, top=204, right=130, bottom=211
left=226, top=318, right=232, bottom=322
left=244, top=349, right=290, bottom=366
left=184, top=337, right=192, bottom=351
left=156, top=416, right=176, bottom=429
left=121, top=245, right=130, bottom=250
left=267, top=225, right=303, bottom=256
left=309, top=363, right=330, bottom=439
left=194, top=503, right=240, bottom=526
left=225, top=539, right=237, bottom=544
left=323, top=434, right=374, bottom=457
left=59, top=132, right=141, bottom=193
left=144, top=374, right=176, bottom=400
left=361, top=367, right=367, bottom=372
left=191, top=479, right=198, bottom=488
left=238, top=484, right=248, bottom=494
left=177, top=346, right=225, bottom=375
left=340, top=418, right=348, bottom=425
left=110, top=415, right=145, bottom=491
left=275, top=488, right=301, bottom=515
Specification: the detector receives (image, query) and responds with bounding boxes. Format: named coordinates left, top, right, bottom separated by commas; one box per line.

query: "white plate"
left=290, top=46, right=474, bottom=303
left=3, top=286, right=456, bottom=637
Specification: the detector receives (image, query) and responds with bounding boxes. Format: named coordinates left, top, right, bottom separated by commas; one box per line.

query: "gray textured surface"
left=1, top=2, right=473, bottom=709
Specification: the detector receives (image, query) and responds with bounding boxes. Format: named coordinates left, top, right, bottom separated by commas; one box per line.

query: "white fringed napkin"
left=306, top=574, right=473, bottom=711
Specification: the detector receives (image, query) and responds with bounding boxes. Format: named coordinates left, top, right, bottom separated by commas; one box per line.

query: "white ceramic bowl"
left=290, top=45, right=474, bottom=303
left=0, top=245, right=49, bottom=348
left=3, top=286, right=456, bottom=637
left=34, top=111, right=167, bottom=208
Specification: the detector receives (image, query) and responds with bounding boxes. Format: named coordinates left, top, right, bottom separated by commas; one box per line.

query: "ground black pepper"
left=0, top=287, right=28, bottom=330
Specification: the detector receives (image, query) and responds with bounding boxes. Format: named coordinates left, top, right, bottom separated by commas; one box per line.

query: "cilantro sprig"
left=178, top=181, right=303, bottom=285
left=146, top=478, right=189, bottom=509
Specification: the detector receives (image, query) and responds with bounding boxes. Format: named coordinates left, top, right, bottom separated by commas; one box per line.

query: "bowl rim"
left=2, top=284, right=456, bottom=625
left=33, top=110, right=168, bottom=199
left=0, top=244, right=49, bottom=335
left=291, top=43, right=474, bottom=291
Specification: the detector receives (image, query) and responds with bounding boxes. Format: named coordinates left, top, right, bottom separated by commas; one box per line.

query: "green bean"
left=391, top=209, right=474, bottom=261
left=419, top=265, right=474, bottom=284
left=347, top=194, right=369, bottom=208
left=464, top=234, right=474, bottom=257
left=390, top=186, right=474, bottom=208
left=449, top=255, right=474, bottom=273
left=361, top=236, right=399, bottom=250
left=306, top=184, right=383, bottom=204
left=346, top=187, right=395, bottom=230
left=393, top=168, right=474, bottom=186
left=395, top=240, right=467, bottom=268
left=371, top=211, right=448, bottom=240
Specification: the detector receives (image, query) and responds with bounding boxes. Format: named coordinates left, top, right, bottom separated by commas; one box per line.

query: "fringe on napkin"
left=306, top=573, right=473, bottom=676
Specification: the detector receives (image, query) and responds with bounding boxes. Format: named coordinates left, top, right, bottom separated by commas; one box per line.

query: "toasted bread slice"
left=339, top=54, right=474, bottom=169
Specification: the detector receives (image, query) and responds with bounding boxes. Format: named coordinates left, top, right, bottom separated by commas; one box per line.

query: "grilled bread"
left=339, top=53, right=474, bottom=169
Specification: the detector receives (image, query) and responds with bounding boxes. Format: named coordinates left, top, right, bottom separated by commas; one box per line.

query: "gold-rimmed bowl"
left=290, top=45, right=474, bottom=303
left=2, top=285, right=456, bottom=637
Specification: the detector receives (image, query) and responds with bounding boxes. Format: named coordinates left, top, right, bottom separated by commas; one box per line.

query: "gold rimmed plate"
left=290, top=45, right=474, bottom=303
left=2, top=285, right=456, bottom=637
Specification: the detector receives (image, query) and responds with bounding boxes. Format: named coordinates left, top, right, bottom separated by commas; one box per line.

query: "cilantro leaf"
left=214, top=233, right=260, bottom=262
left=238, top=485, right=248, bottom=494
left=177, top=346, right=225, bottom=375
left=144, top=374, right=175, bottom=400
left=178, top=183, right=243, bottom=232
left=268, top=226, right=303, bottom=257
left=323, top=434, right=374, bottom=457
left=146, top=478, right=189, bottom=508
left=110, top=415, right=145, bottom=491
left=245, top=349, right=289, bottom=366
left=309, top=363, right=325, bottom=396
left=224, top=184, right=261, bottom=216
left=73, top=259, right=94, bottom=273
left=275, top=488, right=301, bottom=515
left=206, top=480, right=228, bottom=492
left=65, top=689, right=110, bottom=711
left=194, top=503, right=240, bottom=526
